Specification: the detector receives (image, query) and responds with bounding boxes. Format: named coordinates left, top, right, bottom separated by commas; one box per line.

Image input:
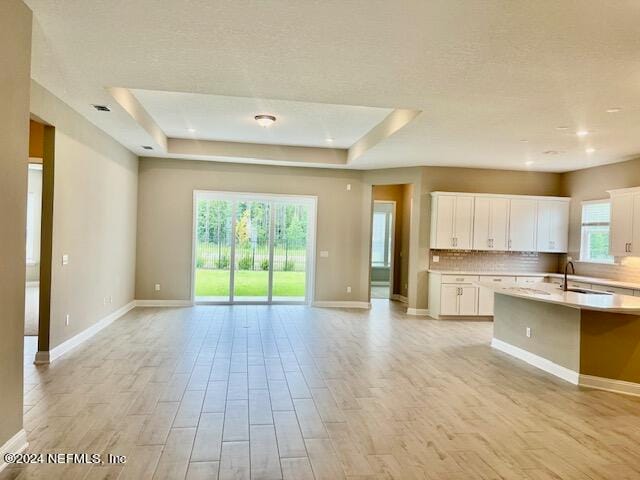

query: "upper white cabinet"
left=473, top=197, right=510, bottom=251
left=430, top=192, right=570, bottom=253
left=536, top=200, right=569, bottom=253
left=507, top=198, right=538, bottom=251
left=608, top=188, right=640, bottom=256
left=430, top=194, right=474, bottom=250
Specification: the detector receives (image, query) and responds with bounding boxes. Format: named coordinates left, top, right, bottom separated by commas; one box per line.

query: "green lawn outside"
left=195, top=269, right=306, bottom=297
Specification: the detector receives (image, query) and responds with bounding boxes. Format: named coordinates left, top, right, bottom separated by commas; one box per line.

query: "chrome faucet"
left=563, top=261, right=575, bottom=291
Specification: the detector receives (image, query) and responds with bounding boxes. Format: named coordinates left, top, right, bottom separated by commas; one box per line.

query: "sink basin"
left=564, top=287, right=611, bottom=295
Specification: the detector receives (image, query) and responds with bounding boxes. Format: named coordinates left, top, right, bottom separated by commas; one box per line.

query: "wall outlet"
left=346, top=286, right=351, bottom=293
left=155, top=284, right=161, bottom=291
left=526, top=327, right=531, bottom=338
left=62, top=254, right=69, bottom=265
left=109, top=295, right=113, bottom=304
left=103, top=297, right=107, bottom=306
left=346, top=183, right=351, bottom=191
left=433, top=255, right=440, bottom=263
left=65, top=314, right=70, bottom=326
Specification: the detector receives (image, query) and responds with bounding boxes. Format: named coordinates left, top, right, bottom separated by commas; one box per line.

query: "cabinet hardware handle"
left=630, top=243, right=632, bottom=253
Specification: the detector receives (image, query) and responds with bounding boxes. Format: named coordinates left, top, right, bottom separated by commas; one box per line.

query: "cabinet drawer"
left=516, top=276, right=544, bottom=284
left=568, top=281, right=591, bottom=289
left=591, top=284, right=634, bottom=296
left=482, top=276, right=516, bottom=284
left=441, top=275, right=479, bottom=284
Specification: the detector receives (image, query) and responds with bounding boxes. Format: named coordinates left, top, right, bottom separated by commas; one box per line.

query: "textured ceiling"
left=25, top=0, right=640, bottom=171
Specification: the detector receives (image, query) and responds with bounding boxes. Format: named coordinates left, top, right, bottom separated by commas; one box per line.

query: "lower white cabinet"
left=440, top=284, right=477, bottom=315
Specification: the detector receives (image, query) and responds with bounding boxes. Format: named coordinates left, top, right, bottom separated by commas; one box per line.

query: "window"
left=580, top=200, right=613, bottom=263
left=371, top=203, right=393, bottom=266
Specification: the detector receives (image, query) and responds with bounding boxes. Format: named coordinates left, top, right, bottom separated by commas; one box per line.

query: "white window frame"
left=579, top=199, right=614, bottom=264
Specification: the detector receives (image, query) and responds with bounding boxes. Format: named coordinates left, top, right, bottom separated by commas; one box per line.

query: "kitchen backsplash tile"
left=564, top=253, right=640, bottom=283
left=430, top=250, right=561, bottom=273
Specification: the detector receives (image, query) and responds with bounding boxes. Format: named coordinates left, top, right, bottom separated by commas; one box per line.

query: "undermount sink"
left=564, top=287, right=612, bottom=295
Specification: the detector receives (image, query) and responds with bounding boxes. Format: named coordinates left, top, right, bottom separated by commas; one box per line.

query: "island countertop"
left=477, top=280, right=640, bottom=314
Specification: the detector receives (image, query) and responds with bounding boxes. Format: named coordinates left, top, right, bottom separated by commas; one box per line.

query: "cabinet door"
left=536, top=201, right=551, bottom=252
left=434, top=195, right=455, bottom=249
left=490, top=198, right=510, bottom=251
left=473, top=197, right=491, bottom=250
left=632, top=194, right=640, bottom=256
left=458, top=286, right=478, bottom=315
left=549, top=201, right=569, bottom=252
left=509, top=199, right=537, bottom=251
left=477, top=286, right=494, bottom=315
left=440, top=285, right=460, bottom=315
left=453, top=196, right=474, bottom=249
left=610, top=194, right=634, bottom=256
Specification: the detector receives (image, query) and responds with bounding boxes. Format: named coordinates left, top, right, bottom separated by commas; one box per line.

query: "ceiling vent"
left=91, top=104, right=111, bottom=112
left=141, top=145, right=153, bottom=150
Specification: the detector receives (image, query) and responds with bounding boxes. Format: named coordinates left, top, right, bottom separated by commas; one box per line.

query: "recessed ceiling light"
left=585, top=147, right=595, bottom=154
left=187, top=128, right=196, bottom=133
left=556, top=126, right=569, bottom=130
left=525, top=160, right=534, bottom=166
left=543, top=150, right=561, bottom=155
left=326, top=137, right=334, bottom=143
left=520, top=139, right=529, bottom=143
left=142, top=145, right=153, bottom=150
left=92, top=104, right=111, bottom=112
left=576, top=130, right=589, bottom=137
left=254, top=114, right=276, bottom=127
left=606, top=107, right=621, bottom=113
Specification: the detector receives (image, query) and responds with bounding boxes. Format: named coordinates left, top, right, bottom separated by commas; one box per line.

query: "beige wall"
left=0, top=0, right=31, bottom=451
left=560, top=157, right=640, bottom=279
left=30, top=81, right=138, bottom=350
left=136, top=158, right=368, bottom=303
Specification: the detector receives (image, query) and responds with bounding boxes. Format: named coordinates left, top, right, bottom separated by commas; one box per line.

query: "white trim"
left=40, top=301, right=136, bottom=364
left=579, top=374, right=640, bottom=397
left=491, top=338, right=580, bottom=385
left=371, top=281, right=390, bottom=286
left=430, top=191, right=570, bottom=202
left=135, top=300, right=192, bottom=307
left=607, top=186, right=640, bottom=196
left=0, top=429, right=28, bottom=473
left=312, top=301, right=371, bottom=309
left=406, top=308, right=429, bottom=316
left=33, top=351, right=50, bottom=365
left=391, top=294, right=408, bottom=303
left=25, top=281, right=40, bottom=287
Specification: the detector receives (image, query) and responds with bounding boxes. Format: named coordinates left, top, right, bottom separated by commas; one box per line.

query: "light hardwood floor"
left=4, top=300, right=640, bottom=479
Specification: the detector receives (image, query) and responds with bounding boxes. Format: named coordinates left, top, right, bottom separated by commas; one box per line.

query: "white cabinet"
left=536, top=200, right=569, bottom=252
left=440, top=284, right=477, bottom=316
left=430, top=194, right=474, bottom=250
left=473, top=197, right=509, bottom=251
left=609, top=193, right=635, bottom=257
left=478, top=276, right=516, bottom=315
left=508, top=199, right=538, bottom=251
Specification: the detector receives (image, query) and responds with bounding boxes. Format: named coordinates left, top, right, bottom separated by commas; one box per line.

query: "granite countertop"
left=428, top=269, right=640, bottom=291
left=477, top=280, right=640, bottom=314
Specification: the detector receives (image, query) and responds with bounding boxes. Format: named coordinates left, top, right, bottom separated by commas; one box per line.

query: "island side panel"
left=580, top=311, right=640, bottom=384
left=493, top=294, right=581, bottom=371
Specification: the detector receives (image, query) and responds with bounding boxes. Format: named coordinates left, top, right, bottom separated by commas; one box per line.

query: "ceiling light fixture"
left=555, top=126, right=569, bottom=130
left=92, top=104, right=111, bottom=112
left=326, top=137, right=334, bottom=143
left=520, top=139, right=529, bottom=143
left=141, top=145, right=153, bottom=150
left=525, top=160, right=534, bottom=166
left=576, top=130, right=589, bottom=137
left=606, top=107, right=621, bottom=113
left=254, top=114, right=276, bottom=127
left=585, top=147, right=595, bottom=154
left=187, top=128, right=196, bottom=133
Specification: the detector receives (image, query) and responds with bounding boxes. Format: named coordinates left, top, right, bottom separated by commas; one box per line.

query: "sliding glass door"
left=193, top=192, right=315, bottom=304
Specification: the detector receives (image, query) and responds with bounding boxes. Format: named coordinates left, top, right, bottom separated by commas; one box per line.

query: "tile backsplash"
left=430, top=250, right=561, bottom=273
left=564, top=253, right=640, bottom=283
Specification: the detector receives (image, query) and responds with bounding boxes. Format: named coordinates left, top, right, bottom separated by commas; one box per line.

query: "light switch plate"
left=62, top=254, right=69, bottom=265
left=433, top=255, right=440, bottom=263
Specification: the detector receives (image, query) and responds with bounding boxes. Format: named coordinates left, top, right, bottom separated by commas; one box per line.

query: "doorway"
left=25, top=163, right=43, bottom=337
left=371, top=201, right=395, bottom=299
left=192, top=191, right=316, bottom=304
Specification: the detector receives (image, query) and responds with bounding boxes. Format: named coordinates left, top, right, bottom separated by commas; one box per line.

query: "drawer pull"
left=456, top=278, right=464, bottom=282
left=493, top=279, right=502, bottom=282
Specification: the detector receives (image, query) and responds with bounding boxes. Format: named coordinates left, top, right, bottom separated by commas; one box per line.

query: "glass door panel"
left=195, top=199, right=233, bottom=302
left=233, top=200, right=270, bottom=301
left=272, top=203, right=308, bottom=302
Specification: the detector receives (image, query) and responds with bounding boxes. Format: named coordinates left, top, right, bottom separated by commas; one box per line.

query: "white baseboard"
left=312, top=301, right=371, bottom=309
left=38, top=300, right=136, bottom=364
left=406, top=308, right=429, bottom=316
left=390, top=294, right=408, bottom=304
left=491, top=338, right=580, bottom=385
left=579, top=374, right=640, bottom=397
left=135, top=299, right=193, bottom=307
left=0, top=429, right=28, bottom=473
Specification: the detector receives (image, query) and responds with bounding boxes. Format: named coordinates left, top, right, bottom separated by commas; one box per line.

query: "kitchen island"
left=482, top=281, right=640, bottom=396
